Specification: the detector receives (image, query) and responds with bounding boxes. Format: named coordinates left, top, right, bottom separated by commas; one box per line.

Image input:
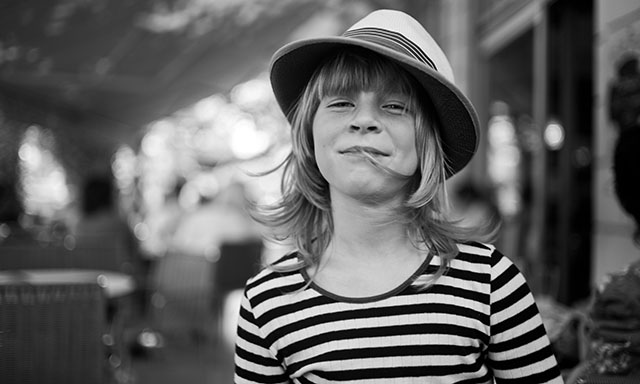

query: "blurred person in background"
left=567, top=128, right=640, bottom=383
left=234, top=9, right=562, bottom=383
left=73, top=175, right=131, bottom=271
left=450, top=181, right=501, bottom=232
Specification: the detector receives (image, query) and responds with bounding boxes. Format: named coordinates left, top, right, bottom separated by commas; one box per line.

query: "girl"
left=234, top=9, right=562, bottom=383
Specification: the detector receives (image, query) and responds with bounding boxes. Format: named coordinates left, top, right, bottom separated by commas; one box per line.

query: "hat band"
left=343, top=27, right=438, bottom=72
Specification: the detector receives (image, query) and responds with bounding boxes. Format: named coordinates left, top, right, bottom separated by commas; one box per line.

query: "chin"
left=341, top=182, right=406, bottom=203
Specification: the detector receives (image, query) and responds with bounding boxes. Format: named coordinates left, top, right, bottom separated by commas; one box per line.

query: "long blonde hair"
left=254, top=48, right=497, bottom=289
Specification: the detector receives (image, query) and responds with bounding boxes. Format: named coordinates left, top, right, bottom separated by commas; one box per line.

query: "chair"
left=215, top=239, right=264, bottom=295
left=146, top=239, right=263, bottom=346
left=0, top=282, right=106, bottom=384
left=150, top=251, right=214, bottom=343
left=212, top=239, right=263, bottom=343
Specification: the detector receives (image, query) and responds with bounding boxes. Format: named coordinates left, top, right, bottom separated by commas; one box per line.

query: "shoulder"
left=244, top=251, right=306, bottom=302
left=452, top=242, right=501, bottom=269
left=456, top=241, right=494, bottom=259
left=456, top=244, right=534, bottom=299
left=455, top=242, right=514, bottom=267
left=451, top=242, right=522, bottom=284
left=432, top=242, right=498, bottom=291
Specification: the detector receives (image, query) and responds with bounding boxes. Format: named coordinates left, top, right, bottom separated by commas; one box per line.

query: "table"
left=0, top=269, right=135, bottom=298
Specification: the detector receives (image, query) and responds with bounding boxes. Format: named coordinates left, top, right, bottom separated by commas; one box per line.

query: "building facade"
left=419, top=0, right=639, bottom=305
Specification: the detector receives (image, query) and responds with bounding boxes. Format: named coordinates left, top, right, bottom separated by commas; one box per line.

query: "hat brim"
left=270, top=37, right=480, bottom=178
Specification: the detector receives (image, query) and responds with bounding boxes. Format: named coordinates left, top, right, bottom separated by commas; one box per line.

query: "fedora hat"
left=269, top=9, right=479, bottom=177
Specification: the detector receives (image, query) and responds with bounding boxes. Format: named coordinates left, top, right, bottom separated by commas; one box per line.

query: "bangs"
left=313, top=49, right=419, bottom=105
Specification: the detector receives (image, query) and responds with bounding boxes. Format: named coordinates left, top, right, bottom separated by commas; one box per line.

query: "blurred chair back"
left=0, top=282, right=106, bottom=384
left=211, top=239, right=263, bottom=344
left=151, top=251, right=213, bottom=340
left=215, top=239, right=263, bottom=294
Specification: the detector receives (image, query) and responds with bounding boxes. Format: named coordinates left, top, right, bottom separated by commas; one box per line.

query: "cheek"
left=313, top=143, right=332, bottom=181
left=397, top=132, right=419, bottom=173
left=402, top=148, right=420, bottom=176
left=409, top=148, right=419, bottom=168
left=312, top=129, right=331, bottom=177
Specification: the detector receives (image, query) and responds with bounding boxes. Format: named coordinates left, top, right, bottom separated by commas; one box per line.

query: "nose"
left=349, top=103, right=381, bottom=134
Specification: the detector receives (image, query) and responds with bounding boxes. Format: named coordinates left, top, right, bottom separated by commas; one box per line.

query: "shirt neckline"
left=299, top=252, right=432, bottom=303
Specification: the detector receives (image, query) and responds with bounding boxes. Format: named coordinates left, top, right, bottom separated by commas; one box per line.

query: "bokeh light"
left=487, top=102, right=522, bottom=218
left=17, top=125, right=72, bottom=223
left=113, top=73, right=290, bottom=259
left=544, top=120, right=565, bottom=151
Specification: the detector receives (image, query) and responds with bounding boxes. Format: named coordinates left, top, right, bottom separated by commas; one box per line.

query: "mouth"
left=339, top=146, right=389, bottom=157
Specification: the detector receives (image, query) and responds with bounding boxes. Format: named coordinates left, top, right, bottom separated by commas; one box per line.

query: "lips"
left=339, top=146, right=389, bottom=156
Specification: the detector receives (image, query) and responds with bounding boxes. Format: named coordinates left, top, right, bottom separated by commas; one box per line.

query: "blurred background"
left=0, top=0, right=639, bottom=383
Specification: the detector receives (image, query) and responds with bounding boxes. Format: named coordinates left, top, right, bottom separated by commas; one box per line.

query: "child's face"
left=312, top=90, right=419, bottom=202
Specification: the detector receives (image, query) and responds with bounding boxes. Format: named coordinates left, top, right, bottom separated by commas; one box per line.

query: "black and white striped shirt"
left=234, top=242, right=562, bottom=383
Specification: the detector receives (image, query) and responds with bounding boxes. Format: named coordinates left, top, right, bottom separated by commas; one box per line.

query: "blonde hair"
left=254, top=48, right=497, bottom=289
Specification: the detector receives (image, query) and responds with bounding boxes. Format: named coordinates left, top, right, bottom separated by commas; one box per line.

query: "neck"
left=327, top=192, right=414, bottom=262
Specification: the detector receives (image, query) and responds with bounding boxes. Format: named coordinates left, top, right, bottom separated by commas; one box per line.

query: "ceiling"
left=0, top=0, right=410, bottom=175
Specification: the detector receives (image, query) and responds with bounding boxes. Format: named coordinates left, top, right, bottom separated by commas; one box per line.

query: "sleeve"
left=234, top=287, right=289, bottom=384
left=487, top=250, right=564, bottom=383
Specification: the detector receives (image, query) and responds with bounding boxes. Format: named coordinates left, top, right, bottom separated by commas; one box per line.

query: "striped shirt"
left=234, top=242, right=562, bottom=383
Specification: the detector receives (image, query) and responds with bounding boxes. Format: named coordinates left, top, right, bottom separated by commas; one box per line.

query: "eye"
left=326, top=100, right=354, bottom=109
left=383, top=102, right=410, bottom=115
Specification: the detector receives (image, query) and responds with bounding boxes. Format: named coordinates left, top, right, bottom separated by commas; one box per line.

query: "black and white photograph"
left=1, top=1, right=639, bottom=383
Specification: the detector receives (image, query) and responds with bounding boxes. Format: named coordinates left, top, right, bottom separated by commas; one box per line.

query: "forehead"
left=314, top=50, right=417, bottom=97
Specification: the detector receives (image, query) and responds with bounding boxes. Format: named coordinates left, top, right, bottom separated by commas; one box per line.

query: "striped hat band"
left=343, top=27, right=438, bottom=72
